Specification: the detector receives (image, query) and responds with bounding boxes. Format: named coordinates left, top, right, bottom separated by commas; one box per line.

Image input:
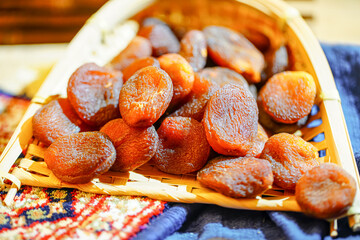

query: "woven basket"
left=1, top=0, right=359, bottom=235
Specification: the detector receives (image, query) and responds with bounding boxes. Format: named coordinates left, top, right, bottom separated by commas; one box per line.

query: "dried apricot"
left=138, top=21, right=180, bottom=57
left=44, top=132, right=116, bottom=184
left=296, top=163, right=356, bottom=219
left=119, top=66, right=173, bottom=127
left=110, top=36, right=152, bottom=71
left=67, top=63, right=123, bottom=127
left=153, top=117, right=210, bottom=174
left=203, top=84, right=258, bottom=156
left=263, top=46, right=289, bottom=81
left=203, top=26, right=265, bottom=83
left=245, top=124, right=268, bottom=158
left=100, top=118, right=158, bottom=171
left=258, top=102, right=308, bottom=134
left=260, top=133, right=319, bottom=190
left=122, top=57, right=160, bottom=82
left=158, top=53, right=195, bottom=107
left=198, top=67, right=249, bottom=89
left=197, top=156, right=273, bottom=198
left=258, top=71, right=316, bottom=124
left=33, top=98, right=91, bottom=146
left=179, top=30, right=207, bottom=72
left=169, top=73, right=219, bottom=121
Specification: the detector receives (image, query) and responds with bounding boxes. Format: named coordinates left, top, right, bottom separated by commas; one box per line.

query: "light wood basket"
left=1, top=0, right=360, bottom=236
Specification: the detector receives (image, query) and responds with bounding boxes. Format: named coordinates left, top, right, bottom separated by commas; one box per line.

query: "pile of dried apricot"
left=32, top=17, right=356, bottom=220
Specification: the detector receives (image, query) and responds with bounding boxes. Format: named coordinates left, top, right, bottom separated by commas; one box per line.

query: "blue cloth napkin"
left=133, top=44, right=360, bottom=240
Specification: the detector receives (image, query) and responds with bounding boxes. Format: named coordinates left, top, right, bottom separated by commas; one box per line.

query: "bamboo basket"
left=1, top=0, right=360, bottom=236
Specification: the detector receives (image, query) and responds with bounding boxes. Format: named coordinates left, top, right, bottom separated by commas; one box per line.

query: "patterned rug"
left=0, top=92, right=167, bottom=239
left=0, top=186, right=166, bottom=239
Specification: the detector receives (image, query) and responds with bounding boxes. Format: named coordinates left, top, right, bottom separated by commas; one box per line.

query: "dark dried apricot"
left=122, top=57, right=160, bottom=82
left=203, top=26, right=265, bottom=83
left=245, top=124, right=268, bottom=158
left=110, top=36, right=152, bottom=71
left=44, top=132, right=116, bottom=184
left=100, top=118, right=158, bottom=171
left=138, top=22, right=180, bottom=57
left=258, top=71, right=316, bottom=124
left=119, top=66, right=173, bottom=127
left=203, top=84, right=258, bottom=156
left=296, top=163, right=356, bottom=219
left=258, top=101, right=308, bottom=134
left=179, top=30, right=207, bottom=72
left=169, top=73, right=219, bottom=121
left=197, top=156, right=273, bottom=198
left=198, top=67, right=249, bottom=89
left=260, top=133, right=319, bottom=190
left=67, top=63, right=123, bottom=127
left=153, top=117, right=210, bottom=174
left=158, top=53, right=195, bottom=107
left=33, top=98, right=91, bottom=146
left=263, top=45, right=289, bottom=81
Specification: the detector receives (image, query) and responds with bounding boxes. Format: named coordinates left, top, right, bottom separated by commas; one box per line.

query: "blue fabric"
left=135, top=44, right=360, bottom=240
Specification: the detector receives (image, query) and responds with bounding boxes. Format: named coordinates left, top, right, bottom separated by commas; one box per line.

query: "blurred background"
left=0, top=0, right=359, bottom=45
left=0, top=0, right=359, bottom=97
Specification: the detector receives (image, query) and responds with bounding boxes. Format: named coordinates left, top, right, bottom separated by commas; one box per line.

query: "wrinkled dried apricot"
left=258, top=71, right=316, bottom=124
left=258, top=101, right=308, bottom=134
left=100, top=118, right=158, bottom=171
left=203, top=84, right=258, bottom=156
left=122, top=57, right=160, bottom=82
left=203, top=26, right=265, bottom=83
left=110, top=36, right=152, bottom=71
left=179, top=30, right=207, bottom=72
left=44, top=132, right=116, bottom=184
left=197, top=156, right=273, bottom=198
left=198, top=67, right=249, bottom=89
left=260, top=133, right=319, bottom=190
left=245, top=124, right=268, bottom=158
left=119, top=66, right=173, bottom=127
left=158, top=53, right=195, bottom=107
left=296, top=163, right=356, bottom=219
left=153, top=117, right=210, bottom=174
left=67, top=63, right=123, bottom=127
left=138, top=21, right=180, bottom=57
left=33, top=98, right=91, bottom=146
left=169, top=73, right=219, bottom=121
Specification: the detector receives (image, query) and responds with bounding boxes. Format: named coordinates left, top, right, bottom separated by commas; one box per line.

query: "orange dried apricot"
left=44, top=132, right=116, bottom=184
left=260, top=133, right=319, bottom=190
left=245, top=123, right=268, bottom=158
left=198, top=67, right=249, bottom=89
left=153, top=117, right=210, bottom=174
left=67, top=63, right=123, bottom=127
left=110, top=36, right=152, bottom=71
left=158, top=53, right=195, bottom=107
left=33, top=98, right=91, bottom=146
left=179, top=30, right=207, bottom=72
left=296, top=163, right=356, bottom=219
left=258, top=71, right=316, bottom=124
left=122, top=57, right=160, bottom=82
left=203, top=26, right=265, bottom=83
left=258, top=101, right=308, bottom=134
left=119, top=66, right=173, bottom=127
left=169, top=73, right=219, bottom=121
left=138, top=21, right=180, bottom=57
left=197, top=156, right=273, bottom=198
left=100, top=118, right=158, bottom=171
left=203, top=84, right=258, bottom=156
